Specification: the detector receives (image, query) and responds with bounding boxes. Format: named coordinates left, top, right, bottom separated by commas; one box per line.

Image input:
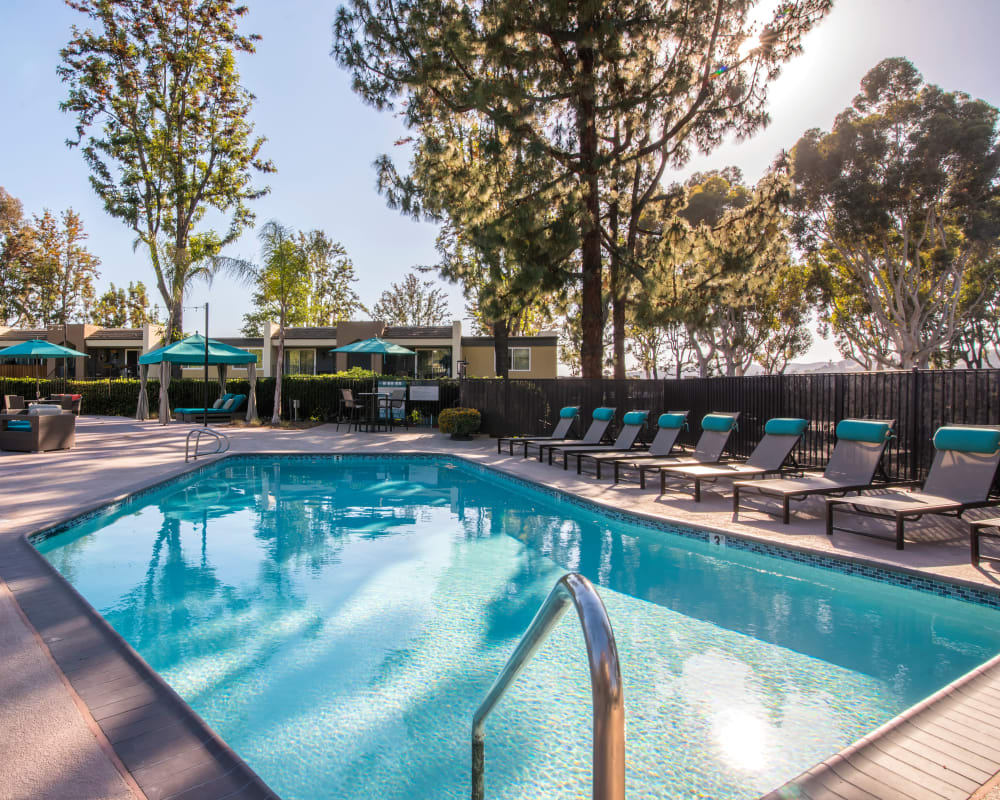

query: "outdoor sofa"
left=826, top=425, right=1000, bottom=550
left=174, top=393, right=247, bottom=423
left=0, top=406, right=75, bottom=452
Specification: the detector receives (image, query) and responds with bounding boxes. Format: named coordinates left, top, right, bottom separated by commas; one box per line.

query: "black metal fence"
left=460, top=370, right=1000, bottom=482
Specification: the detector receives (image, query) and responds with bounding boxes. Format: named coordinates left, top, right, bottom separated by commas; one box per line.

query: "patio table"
left=356, top=392, right=391, bottom=432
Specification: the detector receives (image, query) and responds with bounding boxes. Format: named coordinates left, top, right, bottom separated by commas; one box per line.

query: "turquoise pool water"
left=37, top=456, right=1000, bottom=799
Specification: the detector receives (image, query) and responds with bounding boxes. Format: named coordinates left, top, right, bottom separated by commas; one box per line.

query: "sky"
left=2, top=0, right=1000, bottom=363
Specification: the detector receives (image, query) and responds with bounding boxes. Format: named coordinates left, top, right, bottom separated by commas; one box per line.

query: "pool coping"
left=11, top=448, right=1000, bottom=800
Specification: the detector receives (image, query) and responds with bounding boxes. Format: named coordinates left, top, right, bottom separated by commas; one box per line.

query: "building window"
left=416, top=348, right=452, bottom=378
left=284, top=349, right=316, bottom=375
left=247, top=348, right=263, bottom=366
left=509, top=347, right=531, bottom=372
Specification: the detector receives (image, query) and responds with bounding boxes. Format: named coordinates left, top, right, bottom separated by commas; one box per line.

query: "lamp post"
left=203, top=303, right=209, bottom=428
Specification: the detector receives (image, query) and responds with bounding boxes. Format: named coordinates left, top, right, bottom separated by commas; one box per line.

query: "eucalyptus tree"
left=371, top=272, right=450, bottom=326
left=334, top=0, right=831, bottom=377
left=59, top=0, right=273, bottom=342
left=790, top=58, right=1000, bottom=369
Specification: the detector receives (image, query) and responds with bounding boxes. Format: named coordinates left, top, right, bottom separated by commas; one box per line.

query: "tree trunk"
left=577, top=28, right=603, bottom=379
left=272, top=314, right=285, bottom=426
left=166, top=303, right=183, bottom=344
left=493, top=319, right=510, bottom=379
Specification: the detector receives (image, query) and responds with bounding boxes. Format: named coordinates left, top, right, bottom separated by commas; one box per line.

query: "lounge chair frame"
left=574, top=412, right=689, bottom=479
left=547, top=413, right=648, bottom=470
left=534, top=411, right=615, bottom=462
left=498, top=410, right=578, bottom=456
left=971, top=517, right=1000, bottom=565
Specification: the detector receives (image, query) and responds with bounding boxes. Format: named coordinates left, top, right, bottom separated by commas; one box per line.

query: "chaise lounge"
left=659, top=417, right=809, bottom=501
left=575, top=411, right=689, bottom=478
left=497, top=406, right=580, bottom=455
left=530, top=408, right=615, bottom=461
left=174, top=393, right=247, bottom=423
left=826, top=425, right=1000, bottom=550
left=733, top=418, right=895, bottom=524
left=546, top=410, right=648, bottom=470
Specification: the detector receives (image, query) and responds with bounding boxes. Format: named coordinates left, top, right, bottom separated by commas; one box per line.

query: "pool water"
left=37, top=457, right=1000, bottom=799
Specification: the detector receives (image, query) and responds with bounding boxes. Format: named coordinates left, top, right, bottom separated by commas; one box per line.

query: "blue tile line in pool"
left=28, top=452, right=1000, bottom=611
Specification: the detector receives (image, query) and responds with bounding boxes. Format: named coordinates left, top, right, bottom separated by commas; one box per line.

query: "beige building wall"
left=463, top=343, right=558, bottom=379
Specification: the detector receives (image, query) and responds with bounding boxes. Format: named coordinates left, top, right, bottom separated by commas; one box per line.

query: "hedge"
left=0, top=375, right=460, bottom=421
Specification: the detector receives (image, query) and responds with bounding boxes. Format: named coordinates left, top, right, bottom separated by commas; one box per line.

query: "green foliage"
left=438, top=406, right=481, bottom=436
left=371, top=272, right=450, bottom=325
left=91, top=281, right=160, bottom=328
left=59, top=0, right=274, bottom=340
left=789, top=57, right=1000, bottom=369
left=334, top=0, right=832, bottom=376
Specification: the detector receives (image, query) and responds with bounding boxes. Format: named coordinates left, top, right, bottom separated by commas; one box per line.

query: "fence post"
left=909, top=366, right=922, bottom=482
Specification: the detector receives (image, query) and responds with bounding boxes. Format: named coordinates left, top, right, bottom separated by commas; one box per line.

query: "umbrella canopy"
left=329, top=337, right=416, bottom=355
left=0, top=339, right=88, bottom=358
left=139, top=334, right=257, bottom=365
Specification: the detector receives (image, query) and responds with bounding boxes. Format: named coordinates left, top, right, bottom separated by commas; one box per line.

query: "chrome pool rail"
left=471, top=572, right=625, bottom=800
left=184, top=427, right=230, bottom=462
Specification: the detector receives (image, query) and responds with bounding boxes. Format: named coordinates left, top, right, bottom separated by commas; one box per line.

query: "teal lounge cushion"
left=6, top=420, right=31, bottom=431
left=933, top=426, right=1000, bottom=454
left=657, top=413, right=687, bottom=429
left=836, top=419, right=892, bottom=443
left=622, top=411, right=649, bottom=426
left=559, top=406, right=580, bottom=419
left=701, top=414, right=736, bottom=432
left=765, top=418, right=809, bottom=436
left=592, top=407, right=614, bottom=422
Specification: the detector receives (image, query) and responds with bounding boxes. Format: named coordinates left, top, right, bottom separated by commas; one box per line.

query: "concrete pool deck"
left=2, top=415, right=1000, bottom=799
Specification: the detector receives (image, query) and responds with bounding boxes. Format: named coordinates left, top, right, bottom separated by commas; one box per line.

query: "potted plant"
left=438, top=407, right=481, bottom=440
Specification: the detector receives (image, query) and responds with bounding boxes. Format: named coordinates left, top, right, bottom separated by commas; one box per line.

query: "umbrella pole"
left=203, top=303, right=209, bottom=428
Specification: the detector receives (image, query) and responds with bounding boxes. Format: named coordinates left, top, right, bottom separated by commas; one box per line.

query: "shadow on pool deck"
left=3, top=415, right=1000, bottom=800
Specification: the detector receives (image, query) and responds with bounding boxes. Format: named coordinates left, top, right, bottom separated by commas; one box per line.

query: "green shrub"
left=438, top=407, right=481, bottom=435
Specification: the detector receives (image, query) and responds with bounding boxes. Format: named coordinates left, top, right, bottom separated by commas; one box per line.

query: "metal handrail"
left=184, top=427, right=230, bottom=462
left=471, top=573, right=625, bottom=800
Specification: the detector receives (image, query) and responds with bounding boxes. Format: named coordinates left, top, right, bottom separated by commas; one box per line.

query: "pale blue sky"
left=2, top=0, right=999, bottom=362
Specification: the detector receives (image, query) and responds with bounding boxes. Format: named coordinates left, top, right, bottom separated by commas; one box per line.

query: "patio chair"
left=659, top=417, right=809, bottom=501
left=826, top=425, right=1000, bottom=551
left=0, top=408, right=75, bottom=452
left=612, top=413, right=741, bottom=488
left=529, top=408, right=615, bottom=460
left=382, top=387, right=408, bottom=430
left=574, top=411, right=689, bottom=478
left=47, top=394, right=83, bottom=415
left=337, top=388, right=362, bottom=431
left=4, top=395, right=25, bottom=412
left=732, top=418, right=895, bottom=524
left=497, top=406, right=579, bottom=455
left=547, top=410, right=649, bottom=470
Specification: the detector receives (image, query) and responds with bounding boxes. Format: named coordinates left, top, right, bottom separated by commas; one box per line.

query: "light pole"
left=202, top=303, right=209, bottom=428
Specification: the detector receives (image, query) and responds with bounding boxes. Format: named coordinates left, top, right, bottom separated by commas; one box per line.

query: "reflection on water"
left=38, top=458, right=1000, bottom=800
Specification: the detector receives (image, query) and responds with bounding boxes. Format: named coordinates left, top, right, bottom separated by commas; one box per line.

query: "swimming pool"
left=36, top=455, right=1000, bottom=799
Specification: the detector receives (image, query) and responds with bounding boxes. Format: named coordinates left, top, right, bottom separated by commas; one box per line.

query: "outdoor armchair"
left=732, top=418, right=895, bottom=524
left=530, top=408, right=615, bottom=460
left=497, top=406, right=579, bottom=455
left=546, top=410, right=649, bottom=470
left=575, top=412, right=689, bottom=478
left=337, top=388, right=362, bottom=431
left=826, top=425, right=1000, bottom=551
left=658, top=417, right=809, bottom=501
left=0, top=409, right=75, bottom=452
left=4, top=395, right=25, bottom=412
left=612, top=413, right=741, bottom=487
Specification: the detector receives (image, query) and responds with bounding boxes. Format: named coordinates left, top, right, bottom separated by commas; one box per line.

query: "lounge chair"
left=612, top=413, right=740, bottom=488
left=659, top=418, right=809, bottom=501
left=497, top=406, right=580, bottom=455
left=547, top=411, right=649, bottom=470
left=971, top=517, right=1000, bottom=565
left=531, top=407, right=615, bottom=461
left=174, top=394, right=247, bottom=423
left=574, top=412, right=689, bottom=478
left=826, top=426, right=1000, bottom=550
left=732, top=418, right=895, bottom=524
left=0, top=407, right=75, bottom=452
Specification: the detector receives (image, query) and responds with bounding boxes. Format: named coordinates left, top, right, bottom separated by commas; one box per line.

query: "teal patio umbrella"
left=330, top=337, right=417, bottom=376
left=139, top=334, right=258, bottom=425
left=0, top=339, right=89, bottom=398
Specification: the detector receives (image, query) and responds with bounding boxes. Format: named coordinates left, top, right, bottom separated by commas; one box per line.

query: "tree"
left=790, top=58, right=1000, bottom=369
left=27, top=208, right=100, bottom=326
left=0, top=188, right=34, bottom=326
left=335, top=0, right=831, bottom=376
left=92, top=281, right=161, bottom=327
left=242, top=229, right=364, bottom=335
left=59, top=0, right=274, bottom=342
left=233, top=221, right=311, bottom=425
left=371, top=272, right=449, bottom=326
